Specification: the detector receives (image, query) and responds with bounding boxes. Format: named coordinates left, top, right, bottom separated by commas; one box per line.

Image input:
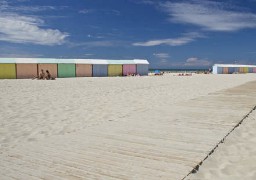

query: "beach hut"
left=108, top=65, right=122, bottom=76
left=0, top=59, right=16, bottom=79
left=76, top=64, right=92, bottom=77
left=16, top=64, right=37, bottom=79
left=228, top=67, right=235, bottom=74
left=58, top=64, right=76, bottom=78
left=239, top=67, right=244, bottom=73
left=107, top=60, right=125, bottom=76
left=234, top=67, right=239, bottom=73
left=216, top=67, right=223, bottom=74
left=212, top=64, right=256, bottom=74
left=0, top=58, right=149, bottom=78
left=223, top=67, right=229, bottom=74
left=75, top=59, right=92, bottom=77
left=38, top=64, right=58, bottom=78
left=15, top=58, right=38, bottom=79
left=123, top=64, right=136, bottom=76
left=93, top=65, right=108, bottom=77
left=243, top=67, right=249, bottom=73
left=56, top=59, right=76, bottom=78
left=134, top=59, right=149, bottom=76
left=91, top=60, right=108, bottom=77
left=0, top=63, right=16, bottom=79
left=253, top=68, right=256, bottom=73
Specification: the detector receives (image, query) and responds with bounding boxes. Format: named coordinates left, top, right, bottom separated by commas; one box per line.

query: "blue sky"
left=0, top=0, right=256, bottom=68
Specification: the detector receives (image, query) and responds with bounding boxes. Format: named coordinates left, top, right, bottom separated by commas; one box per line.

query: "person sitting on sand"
left=45, top=70, right=55, bottom=80
left=38, top=69, right=45, bottom=79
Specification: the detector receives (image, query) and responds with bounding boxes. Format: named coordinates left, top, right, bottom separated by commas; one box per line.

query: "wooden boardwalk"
left=1, top=81, right=256, bottom=180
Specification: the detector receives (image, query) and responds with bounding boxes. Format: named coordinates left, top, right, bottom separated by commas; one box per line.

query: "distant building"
left=0, top=58, right=149, bottom=79
left=212, top=64, right=256, bottom=74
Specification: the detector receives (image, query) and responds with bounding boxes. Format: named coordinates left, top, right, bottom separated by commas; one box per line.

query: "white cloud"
left=184, top=57, right=211, bottom=66
left=0, top=13, right=69, bottom=45
left=69, top=40, right=117, bottom=48
left=0, top=1, right=68, bottom=45
left=153, top=53, right=170, bottom=58
left=79, top=9, right=94, bottom=14
left=139, top=0, right=154, bottom=5
left=161, top=1, right=256, bottom=31
left=133, top=32, right=202, bottom=47
left=79, top=9, right=120, bottom=16
left=0, top=1, right=57, bottom=12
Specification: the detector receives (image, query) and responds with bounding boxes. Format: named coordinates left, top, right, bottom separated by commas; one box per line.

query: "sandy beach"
left=1, top=73, right=256, bottom=179
left=187, top=107, right=256, bottom=180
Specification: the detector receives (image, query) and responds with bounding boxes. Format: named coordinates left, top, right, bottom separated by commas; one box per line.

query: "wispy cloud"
left=133, top=32, right=202, bottom=47
left=79, top=9, right=94, bottom=14
left=69, top=40, right=119, bottom=48
left=0, top=13, right=69, bottom=45
left=0, top=1, right=69, bottom=45
left=153, top=53, right=170, bottom=58
left=184, top=57, right=211, bottom=66
left=137, top=0, right=155, bottom=5
left=0, top=1, right=60, bottom=12
left=79, top=9, right=121, bottom=16
left=161, top=1, right=256, bottom=32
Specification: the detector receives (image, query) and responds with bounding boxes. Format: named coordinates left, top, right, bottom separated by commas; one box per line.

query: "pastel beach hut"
left=75, top=59, right=92, bottom=77
left=107, top=60, right=123, bottom=77
left=134, top=59, right=149, bottom=76
left=16, top=58, right=38, bottom=79
left=212, top=64, right=256, bottom=74
left=37, top=59, right=58, bottom=78
left=0, top=58, right=16, bottom=79
left=0, top=58, right=149, bottom=79
left=92, top=60, right=108, bottom=77
left=57, top=59, right=76, bottom=78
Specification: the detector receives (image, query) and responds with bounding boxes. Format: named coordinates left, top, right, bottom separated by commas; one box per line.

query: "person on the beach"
left=38, top=69, right=45, bottom=79
left=45, top=70, right=55, bottom=80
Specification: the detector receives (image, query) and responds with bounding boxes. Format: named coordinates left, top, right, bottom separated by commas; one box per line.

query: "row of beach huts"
left=0, top=58, right=149, bottom=79
left=212, top=64, right=256, bottom=74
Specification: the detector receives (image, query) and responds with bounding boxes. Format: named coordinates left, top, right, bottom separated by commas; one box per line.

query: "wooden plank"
left=1, top=81, right=256, bottom=180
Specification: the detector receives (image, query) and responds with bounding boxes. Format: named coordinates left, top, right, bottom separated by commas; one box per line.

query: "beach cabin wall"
left=123, top=64, right=136, bottom=76
left=223, top=67, right=229, bottom=74
left=239, top=67, right=244, bottom=73
left=38, top=64, right=58, bottom=78
left=212, top=64, right=256, bottom=74
left=134, top=59, right=149, bottom=76
left=234, top=67, right=239, bottom=73
left=136, top=64, right=148, bottom=76
left=212, top=65, right=217, bottom=74
left=0, top=58, right=149, bottom=78
left=228, top=67, right=235, bottom=74
left=16, top=64, right=38, bottom=79
left=243, top=67, right=249, bottom=73
left=217, top=67, right=223, bottom=74
left=76, top=64, right=92, bottom=77
left=58, top=64, right=76, bottom=78
left=93, top=64, right=108, bottom=77
left=108, top=65, right=122, bottom=76
left=0, top=64, right=16, bottom=79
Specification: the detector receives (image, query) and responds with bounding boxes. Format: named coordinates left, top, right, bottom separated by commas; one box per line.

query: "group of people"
left=126, top=73, right=141, bottom=76
left=34, top=69, right=55, bottom=80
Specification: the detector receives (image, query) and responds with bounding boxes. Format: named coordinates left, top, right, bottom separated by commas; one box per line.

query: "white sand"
left=0, top=73, right=256, bottom=179
left=187, top=108, right=256, bottom=180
